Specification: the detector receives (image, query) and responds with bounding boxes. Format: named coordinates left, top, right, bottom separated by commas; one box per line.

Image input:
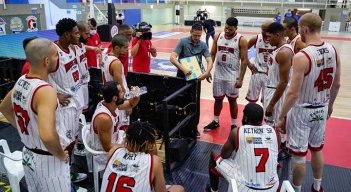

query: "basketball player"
left=276, top=13, right=341, bottom=192
left=0, top=38, right=71, bottom=192
left=207, top=103, right=280, bottom=192
left=49, top=18, right=87, bottom=182
left=283, top=17, right=306, bottom=54
left=264, top=22, right=294, bottom=160
left=245, top=21, right=275, bottom=103
left=88, top=81, right=140, bottom=154
left=101, top=34, right=131, bottom=130
left=204, top=17, right=249, bottom=131
left=101, top=121, right=184, bottom=192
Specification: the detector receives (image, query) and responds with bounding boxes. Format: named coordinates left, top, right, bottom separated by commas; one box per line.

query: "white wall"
left=142, top=7, right=173, bottom=25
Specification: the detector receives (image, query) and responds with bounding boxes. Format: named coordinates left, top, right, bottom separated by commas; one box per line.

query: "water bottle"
left=124, top=86, right=148, bottom=99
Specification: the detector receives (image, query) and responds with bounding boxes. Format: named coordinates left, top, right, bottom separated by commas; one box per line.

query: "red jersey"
left=131, top=38, right=152, bottom=73
left=21, top=60, right=30, bottom=75
left=86, top=33, right=101, bottom=68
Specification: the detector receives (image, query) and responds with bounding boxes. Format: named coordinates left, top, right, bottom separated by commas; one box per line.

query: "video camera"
left=132, top=22, right=152, bottom=40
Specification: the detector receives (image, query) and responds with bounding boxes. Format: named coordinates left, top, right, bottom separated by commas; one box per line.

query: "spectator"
left=284, top=9, right=292, bottom=19
left=86, top=18, right=101, bottom=68
left=275, top=12, right=282, bottom=23
left=202, top=18, right=216, bottom=47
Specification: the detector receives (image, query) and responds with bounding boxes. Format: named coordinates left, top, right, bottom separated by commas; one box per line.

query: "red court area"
left=198, top=99, right=351, bottom=169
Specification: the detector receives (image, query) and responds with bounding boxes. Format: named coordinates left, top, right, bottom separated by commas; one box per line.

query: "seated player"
left=87, top=81, right=139, bottom=156
left=207, top=103, right=280, bottom=192
left=101, top=121, right=184, bottom=192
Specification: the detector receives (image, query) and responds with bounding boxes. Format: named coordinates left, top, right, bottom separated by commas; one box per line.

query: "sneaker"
left=71, top=173, right=87, bottom=183
left=311, top=184, right=324, bottom=192
left=278, top=147, right=291, bottom=161
left=204, top=121, right=220, bottom=132
left=196, top=130, right=201, bottom=138
left=71, top=183, right=88, bottom=192
left=74, top=143, right=86, bottom=156
left=231, top=124, right=237, bottom=130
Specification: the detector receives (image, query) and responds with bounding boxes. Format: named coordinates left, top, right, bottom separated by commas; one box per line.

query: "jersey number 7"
left=254, top=148, right=269, bottom=172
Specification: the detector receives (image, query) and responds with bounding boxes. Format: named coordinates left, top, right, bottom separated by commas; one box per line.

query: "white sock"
left=281, top=134, right=286, bottom=143
left=231, top=118, right=237, bottom=126
left=292, top=183, right=301, bottom=192
left=211, top=188, right=218, bottom=192
left=214, top=116, right=219, bottom=123
left=313, top=178, right=322, bottom=191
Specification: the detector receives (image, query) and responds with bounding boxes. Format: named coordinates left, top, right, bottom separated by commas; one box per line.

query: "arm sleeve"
left=173, top=39, right=183, bottom=54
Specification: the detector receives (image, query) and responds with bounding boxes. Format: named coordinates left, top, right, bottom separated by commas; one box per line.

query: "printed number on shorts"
left=314, top=67, right=334, bottom=92
left=72, top=70, right=80, bottom=82
left=13, top=104, right=30, bottom=135
left=254, top=148, right=269, bottom=172
left=106, top=173, right=135, bottom=192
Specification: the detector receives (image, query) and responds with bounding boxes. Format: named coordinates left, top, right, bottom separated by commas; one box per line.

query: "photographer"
left=131, top=22, right=157, bottom=73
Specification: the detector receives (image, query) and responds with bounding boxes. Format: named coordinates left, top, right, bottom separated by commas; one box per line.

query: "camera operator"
left=131, top=22, right=157, bottom=73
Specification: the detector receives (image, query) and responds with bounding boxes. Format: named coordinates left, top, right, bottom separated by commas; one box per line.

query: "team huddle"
left=0, top=12, right=340, bottom=192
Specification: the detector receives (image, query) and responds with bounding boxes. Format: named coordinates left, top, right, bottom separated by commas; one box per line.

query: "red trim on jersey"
left=54, top=41, right=70, bottom=54
left=101, top=102, right=117, bottom=117
left=287, top=147, right=308, bottom=157
left=92, top=112, right=112, bottom=134
left=308, top=144, right=324, bottom=152
left=105, top=147, right=121, bottom=170
left=31, top=84, right=51, bottom=115
left=309, top=42, right=325, bottom=47
left=109, top=59, right=120, bottom=78
left=300, top=51, right=312, bottom=76
left=224, top=32, right=237, bottom=40
left=149, top=154, right=154, bottom=190
left=235, top=126, right=240, bottom=152
left=245, top=96, right=259, bottom=103
left=253, top=34, right=259, bottom=48
left=332, top=45, right=338, bottom=64
left=214, top=154, right=221, bottom=161
left=25, top=75, right=42, bottom=80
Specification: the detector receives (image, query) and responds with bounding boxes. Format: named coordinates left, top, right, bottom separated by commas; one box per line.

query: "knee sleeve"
left=291, top=155, right=306, bottom=164
left=214, top=98, right=224, bottom=106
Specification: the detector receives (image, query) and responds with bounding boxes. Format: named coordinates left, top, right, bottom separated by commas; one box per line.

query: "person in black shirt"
left=202, top=18, right=216, bottom=47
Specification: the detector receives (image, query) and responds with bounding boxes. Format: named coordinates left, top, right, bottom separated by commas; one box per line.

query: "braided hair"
left=125, top=121, right=156, bottom=154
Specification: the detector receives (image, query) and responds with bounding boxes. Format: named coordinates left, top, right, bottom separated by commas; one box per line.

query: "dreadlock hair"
left=125, top=121, right=157, bottom=154
left=243, top=103, right=264, bottom=126
left=56, top=18, right=77, bottom=37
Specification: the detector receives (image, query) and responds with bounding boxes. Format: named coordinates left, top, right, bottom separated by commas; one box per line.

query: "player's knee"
left=227, top=97, right=237, bottom=103
left=291, top=155, right=306, bottom=164
left=214, top=98, right=223, bottom=106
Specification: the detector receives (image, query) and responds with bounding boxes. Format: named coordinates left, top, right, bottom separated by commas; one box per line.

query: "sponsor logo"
left=111, top=25, right=118, bottom=38
left=309, top=109, right=325, bottom=122
left=113, top=160, right=128, bottom=172
left=246, top=136, right=253, bottom=144
left=10, top=17, right=23, bottom=33
left=26, top=15, right=38, bottom=32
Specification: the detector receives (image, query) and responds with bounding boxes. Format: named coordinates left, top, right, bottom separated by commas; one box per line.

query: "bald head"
left=299, top=13, right=322, bottom=33
left=77, top=21, right=89, bottom=32
left=25, top=38, right=53, bottom=66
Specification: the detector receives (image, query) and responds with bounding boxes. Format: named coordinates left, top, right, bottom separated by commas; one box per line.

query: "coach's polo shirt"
left=173, top=36, right=211, bottom=78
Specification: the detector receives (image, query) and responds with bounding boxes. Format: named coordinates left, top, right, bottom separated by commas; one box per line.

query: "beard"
left=80, top=37, right=88, bottom=44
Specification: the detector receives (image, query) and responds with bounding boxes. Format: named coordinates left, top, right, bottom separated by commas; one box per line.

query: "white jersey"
left=233, top=124, right=279, bottom=190
left=48, top=43, right=80, bottom=97
left=254, top=34, right=275, bottom=73
left=297, top=42, right=337, bottom=107
left=267, top=44, right=293, bottom=88
left=102, top=54, right=128, bottom=91
left=288, top=34, right=301, bottom=54
left=214, top=32, right=242, bottom=81
left=101, top=148, right=153, bottom=192
left=74, top=43, right=90, bottom=84
left=88, top=101, right=120, bottom=151
left=11, top=75, right=71, bottom=151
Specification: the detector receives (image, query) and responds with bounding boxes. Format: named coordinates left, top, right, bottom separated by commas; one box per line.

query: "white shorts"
left=263, top=87, right=285, bottom=126
left=215, top=157, right=278, bottom=192
left=213, top=78, right=239, bottom=99
left=287, top=106, right=328, bottom=156
left=61, top=106, right=80, bottom=139
left=82, top=84, right=89, bottom=111
left=22, top=147, right=71, bottom=192
left=117, top=109, right=130, bottom=129
left=246, top=73, right=267, bottom=102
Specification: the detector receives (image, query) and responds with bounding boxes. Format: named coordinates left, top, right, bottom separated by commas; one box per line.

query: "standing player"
left=88, top=81, right=139, bottom=154
left=283, top=18, right=306, bottom=54
left=101, top=121, right=184, bottom=192
left=265, top=22, right=294, bottom=160
left=245, top=21, right=275, bottom=103
left=101, top=34, right=131, bottom=129
left=204, top=17, right=249, bottom=131
left=0, top=38, right=71, bottom=192
left=276, top=13, right=341, bottom=192
left=207, top=103, right=280, bottom=192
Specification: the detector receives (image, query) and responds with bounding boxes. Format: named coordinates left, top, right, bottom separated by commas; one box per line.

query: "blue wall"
left=124, top=9, right=141, bottom=26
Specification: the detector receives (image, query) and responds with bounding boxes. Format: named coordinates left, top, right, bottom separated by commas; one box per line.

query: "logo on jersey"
left=218, top=46, right=235, bottom=54
left=246, top=137, right=262, bottom=144
left=66, top=130, right=72, bottom=139
left=112, top=160, right=128, bottom=172
left=265, top=137, right=273, bottom=143
left=130, top=164, right=140, bottom=173
left=316, top=59, right=325, bottom=67
left=26, top=16, right=38, bottom=32
left=309, top=109, right=325, bottom=122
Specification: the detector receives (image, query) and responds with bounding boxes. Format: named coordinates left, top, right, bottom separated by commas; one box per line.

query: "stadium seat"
left=227, top=178, right=238, bottom=192
left=280, top=180, right=295, bottom=192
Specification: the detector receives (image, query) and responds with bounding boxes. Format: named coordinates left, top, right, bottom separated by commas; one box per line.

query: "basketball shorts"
left=246, top=73, right=267, bottom=102
left=213, top=78, right=239, bottom=99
